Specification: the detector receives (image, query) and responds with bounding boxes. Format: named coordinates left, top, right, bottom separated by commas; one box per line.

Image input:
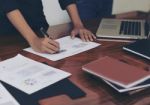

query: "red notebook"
left=82, top=56, right=150, bottom=88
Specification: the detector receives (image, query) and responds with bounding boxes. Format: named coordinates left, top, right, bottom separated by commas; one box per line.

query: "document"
left=0, top=83, right=20, bottom=105
left=0, top=54, right=71, bottom=94
left=112, top=0, right=150, bottom=14
left=24, top=36, right=100, bottom=61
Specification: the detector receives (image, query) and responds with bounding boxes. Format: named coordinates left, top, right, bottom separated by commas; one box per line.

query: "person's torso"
left=76, top=0, right=113, bottom=19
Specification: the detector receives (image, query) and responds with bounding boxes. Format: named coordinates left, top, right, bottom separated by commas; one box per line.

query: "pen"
left=40, top=27, right=52, bottom=39
left=40, top=27, right=66, bottom=53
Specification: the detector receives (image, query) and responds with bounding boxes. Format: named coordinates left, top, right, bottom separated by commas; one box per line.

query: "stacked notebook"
left=82, top=56, right=150, bottom=93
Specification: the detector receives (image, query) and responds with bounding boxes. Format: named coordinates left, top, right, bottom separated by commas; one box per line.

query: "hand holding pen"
left=39, top=27, right=60, bottom=54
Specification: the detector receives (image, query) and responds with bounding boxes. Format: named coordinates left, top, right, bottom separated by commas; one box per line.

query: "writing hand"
left=30, top=37, right=60, bottom=54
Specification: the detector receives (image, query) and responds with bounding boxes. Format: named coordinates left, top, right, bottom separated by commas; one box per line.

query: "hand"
left=71, top=26, right=96, bottom=41
left=30, top=37, right=60, bottom=54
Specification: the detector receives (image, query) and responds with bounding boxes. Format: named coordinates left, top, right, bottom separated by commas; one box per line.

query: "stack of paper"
left=0, top=54, right=71, bottom=94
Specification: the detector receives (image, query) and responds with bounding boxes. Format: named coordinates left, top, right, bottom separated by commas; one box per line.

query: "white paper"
left=112, top=0, right=150, bottom=14
left=0, top=83, right=20, bottom=105
left=0, top=54, right=71, bottom=94
left=24, top=36, right=100, bottom=61
left=103, top=79, right=150, bottom=93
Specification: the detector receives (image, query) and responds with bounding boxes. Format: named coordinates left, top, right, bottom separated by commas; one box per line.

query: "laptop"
left=123, top=39, right=150, bottom=60
left=96, top=17, right=150, bottom=39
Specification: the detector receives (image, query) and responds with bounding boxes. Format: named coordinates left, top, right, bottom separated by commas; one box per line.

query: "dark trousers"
left=76, top=0, right=113, bottom=20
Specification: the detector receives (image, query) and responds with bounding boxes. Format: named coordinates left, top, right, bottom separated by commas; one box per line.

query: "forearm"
left=66, top=4, right=84, bottom=28
left=64, top=3, right=95, bottom=41
left=6, top=9, right=38, bottom=44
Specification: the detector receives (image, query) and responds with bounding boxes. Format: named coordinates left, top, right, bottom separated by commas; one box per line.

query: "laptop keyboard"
left=119, top=21, right=141, bottom=35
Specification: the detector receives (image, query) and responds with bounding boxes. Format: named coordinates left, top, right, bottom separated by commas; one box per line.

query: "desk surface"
left=0, top=19, right=150, bottom=105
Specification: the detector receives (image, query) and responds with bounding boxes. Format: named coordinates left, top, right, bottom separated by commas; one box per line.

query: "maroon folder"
left=82, top=56, right=150, bottom=88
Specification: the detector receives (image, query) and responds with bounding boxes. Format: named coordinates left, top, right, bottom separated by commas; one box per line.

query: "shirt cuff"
left=0, top=0, right=19, bottom=14
left=59, top=0, right=76, bottom=10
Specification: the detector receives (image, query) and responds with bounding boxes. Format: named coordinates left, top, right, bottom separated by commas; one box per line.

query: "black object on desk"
left=123, top=39, right=150, bottom=60
left=1, top=79, right=86, bottom=105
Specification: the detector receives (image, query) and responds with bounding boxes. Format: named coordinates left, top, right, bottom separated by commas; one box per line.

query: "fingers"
left=71, top=28, right=96, bottom=42
left=79, top=30, right=96, bottom=42
left=80, top=32, right=86, bottom=41
left=71, top=30, right=78, bottom=39
left=42, top=38, right=60, bottom=54
left=48, top=38, right=60, bottom=49
left=82, top=31, right=89, bottom=41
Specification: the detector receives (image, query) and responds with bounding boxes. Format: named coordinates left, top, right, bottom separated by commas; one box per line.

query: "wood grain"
left=0, top=19, right=150, bottom=105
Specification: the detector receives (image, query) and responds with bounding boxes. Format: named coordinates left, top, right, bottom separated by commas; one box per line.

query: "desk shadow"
left=1, top=79, right=86, bottom=105
left=82, top=73, right=150, bottom=105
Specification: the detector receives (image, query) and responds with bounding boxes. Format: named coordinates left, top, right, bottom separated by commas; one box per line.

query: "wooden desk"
left=0, top=19, right=150, bottom=105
